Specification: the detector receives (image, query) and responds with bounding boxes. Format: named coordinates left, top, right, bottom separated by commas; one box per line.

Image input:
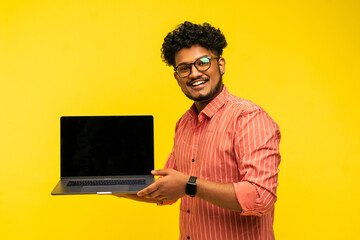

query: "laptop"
left=51, top=115, right=155, bottom=195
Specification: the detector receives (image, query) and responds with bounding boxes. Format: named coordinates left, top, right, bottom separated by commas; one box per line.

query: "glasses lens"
left=177, top=64, right=190, bottom=77
left=195, top=57, right=211, bottom=71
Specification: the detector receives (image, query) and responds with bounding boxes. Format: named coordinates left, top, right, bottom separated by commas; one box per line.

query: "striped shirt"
left=164, top=86, right=281, bottom=240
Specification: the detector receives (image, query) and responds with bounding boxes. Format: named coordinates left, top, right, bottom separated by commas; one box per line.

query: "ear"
left=174, top=72, right=181, bottom=86
left=218, top=57, right=226, bottom=76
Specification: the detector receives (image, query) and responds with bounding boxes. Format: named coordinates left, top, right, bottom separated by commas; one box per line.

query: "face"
left=174, top=45, right=225, bottom=107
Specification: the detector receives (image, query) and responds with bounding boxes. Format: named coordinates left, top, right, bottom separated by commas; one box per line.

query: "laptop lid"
left=60, top=115, right=154, bottom=178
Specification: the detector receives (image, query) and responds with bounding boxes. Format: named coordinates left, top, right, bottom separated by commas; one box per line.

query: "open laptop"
left=51, top=115, right=155, bottom=195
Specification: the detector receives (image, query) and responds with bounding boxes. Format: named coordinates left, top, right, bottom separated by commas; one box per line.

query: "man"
left=116, top=21, right=281, bottom=240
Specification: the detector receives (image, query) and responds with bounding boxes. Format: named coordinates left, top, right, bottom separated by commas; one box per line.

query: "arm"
left=196, top=179, right=242, bottom=212
left=233, top=109, right=281, bottom=215
left=137, top=169, right=242, bottom=212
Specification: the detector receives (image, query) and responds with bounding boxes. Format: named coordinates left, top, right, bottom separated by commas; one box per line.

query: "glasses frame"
left=174, top=55, right=220, bottom=78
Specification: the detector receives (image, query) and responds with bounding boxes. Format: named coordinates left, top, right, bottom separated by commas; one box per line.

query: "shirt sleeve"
left=233, top=108, right=281, bottom=216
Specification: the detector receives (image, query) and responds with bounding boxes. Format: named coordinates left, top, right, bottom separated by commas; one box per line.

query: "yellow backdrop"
left=1, top=1, right=359, bottom=239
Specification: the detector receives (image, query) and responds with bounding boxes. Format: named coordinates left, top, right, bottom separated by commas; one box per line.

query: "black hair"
left=161, top=21, right=227, bottom=67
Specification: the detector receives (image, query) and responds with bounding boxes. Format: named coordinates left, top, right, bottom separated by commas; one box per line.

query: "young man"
left=117, top=21, right=281, bottom=240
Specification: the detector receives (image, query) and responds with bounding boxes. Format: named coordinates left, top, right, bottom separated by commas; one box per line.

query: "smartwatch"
left=185, top=176, right=197, bottom=197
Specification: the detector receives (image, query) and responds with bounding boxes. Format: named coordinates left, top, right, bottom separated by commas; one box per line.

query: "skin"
left=114, top=45, right=242, bottom=212
left=173, top=45, right=225, bottom=113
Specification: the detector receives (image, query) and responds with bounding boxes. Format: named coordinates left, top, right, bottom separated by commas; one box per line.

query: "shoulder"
left=225, top=91, right=263, bottom=116
left=225, top=91, right=279, bottom=128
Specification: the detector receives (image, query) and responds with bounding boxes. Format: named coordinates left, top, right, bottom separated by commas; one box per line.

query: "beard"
left=184, top=75, right=223, bottom=102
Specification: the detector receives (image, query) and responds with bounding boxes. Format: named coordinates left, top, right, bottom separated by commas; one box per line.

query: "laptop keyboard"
left=67, top=179, right=146, bottom=187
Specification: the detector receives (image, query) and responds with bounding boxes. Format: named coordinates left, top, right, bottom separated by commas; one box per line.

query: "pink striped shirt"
left=164, top=86, right=281, bottom=240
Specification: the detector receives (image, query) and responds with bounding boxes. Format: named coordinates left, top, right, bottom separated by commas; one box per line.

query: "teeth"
left=191, top=81, right=206, bottom=86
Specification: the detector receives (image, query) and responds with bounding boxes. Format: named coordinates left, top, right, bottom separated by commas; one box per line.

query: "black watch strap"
left=185, top=176, right=197, bottom=197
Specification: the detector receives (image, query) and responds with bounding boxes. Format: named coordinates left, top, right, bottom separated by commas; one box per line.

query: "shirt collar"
left=188, top=85, right=228, bottom=120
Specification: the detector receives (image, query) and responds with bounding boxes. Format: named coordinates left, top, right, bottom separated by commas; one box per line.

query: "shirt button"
left=187, top=210, right=190, bottom=213
left=191, top=159, right=195, bottom=162
left=187, top=237, right=190, bottom=239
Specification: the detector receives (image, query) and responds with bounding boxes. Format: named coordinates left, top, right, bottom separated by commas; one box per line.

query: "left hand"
left=137, top=169, right=189, bottom=202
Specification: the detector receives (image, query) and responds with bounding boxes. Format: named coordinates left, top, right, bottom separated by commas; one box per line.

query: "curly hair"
left=161, top=21, right=227, bottom=67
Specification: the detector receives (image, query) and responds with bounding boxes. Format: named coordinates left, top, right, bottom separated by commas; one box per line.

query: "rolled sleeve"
left=234, top=108, right=281, bottom=215
left=233, top=181, right=257, bottom=214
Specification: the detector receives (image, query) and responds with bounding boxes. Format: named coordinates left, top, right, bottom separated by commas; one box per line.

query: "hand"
left=112, top=193, right=162, bottom=204
left=137, top=169, right=189, bottom=202
left=112, top=193, right=135, bottom=198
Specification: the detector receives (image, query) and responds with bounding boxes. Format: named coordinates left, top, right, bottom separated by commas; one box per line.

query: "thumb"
left=151, top=169, right=170, bottom=176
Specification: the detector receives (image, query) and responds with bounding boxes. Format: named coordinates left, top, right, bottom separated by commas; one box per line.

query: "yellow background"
left=1, top=0, right=359, bottom=239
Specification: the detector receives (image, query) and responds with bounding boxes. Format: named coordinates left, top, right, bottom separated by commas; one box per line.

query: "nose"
left=188, top=63, right=202, bottom=79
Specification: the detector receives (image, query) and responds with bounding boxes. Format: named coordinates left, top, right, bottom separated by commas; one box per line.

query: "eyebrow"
left=176, top=55, right=210, bottom=66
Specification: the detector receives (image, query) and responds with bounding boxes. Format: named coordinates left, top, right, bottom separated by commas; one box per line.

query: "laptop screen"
left=60, top=116, right=154, bottom=178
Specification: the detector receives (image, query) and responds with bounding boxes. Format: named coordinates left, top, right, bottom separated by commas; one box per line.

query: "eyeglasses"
left=174, top=55, right=220, bottom=78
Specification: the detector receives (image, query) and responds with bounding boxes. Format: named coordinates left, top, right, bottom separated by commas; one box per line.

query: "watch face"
left=186, top=183, right=196, bottom=197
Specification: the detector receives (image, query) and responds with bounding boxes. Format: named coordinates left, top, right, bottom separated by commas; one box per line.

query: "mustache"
left=187, top=77, right=209, bottom=86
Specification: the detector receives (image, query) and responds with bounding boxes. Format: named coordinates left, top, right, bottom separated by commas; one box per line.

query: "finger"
left=156, top=196, right=167, bottom=202
left=151, top=169, right=170, bottom=176
left=147, top=189, right=162, bottom=199
left=137, top=182, right=159, bottom=197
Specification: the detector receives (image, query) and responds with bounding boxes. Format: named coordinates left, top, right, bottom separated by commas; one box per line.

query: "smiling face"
left=174, top=45, right=225, bottom=112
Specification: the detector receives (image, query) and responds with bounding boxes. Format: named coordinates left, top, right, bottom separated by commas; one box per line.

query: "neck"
left=194, top=102, right=207, bottom=113
left=194, top=84, right=224, bottom=113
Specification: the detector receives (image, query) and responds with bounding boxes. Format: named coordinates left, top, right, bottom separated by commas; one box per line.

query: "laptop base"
left=51, top=176, right=154, bottom=195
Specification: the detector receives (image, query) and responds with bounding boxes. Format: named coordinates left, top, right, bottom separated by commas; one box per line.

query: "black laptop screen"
left=60, top=116, right=154, bottom=177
